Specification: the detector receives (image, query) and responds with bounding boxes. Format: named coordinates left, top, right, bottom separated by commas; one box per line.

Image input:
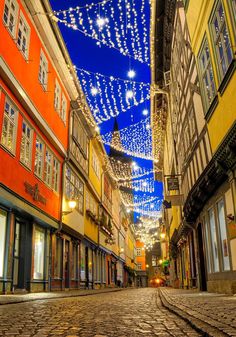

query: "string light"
left=127, top=69, right=136, bottom=78
left=54, top=0, right=150, bottom=64
left=142, top=109, right=149, bottom=116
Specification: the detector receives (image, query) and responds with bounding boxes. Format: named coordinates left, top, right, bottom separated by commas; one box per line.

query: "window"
left=17, top=12, right=30, bottom=59
left=136, top=248, right=141, bottom=256
left=217, top=199, right=230, bottom=271
left=86, top=191, right=97, bottom=216
left=3, top=0, right=19, bottom=37
left=33, top=227, right=45, bottom=280
left=34, top=137, right=44, bottom=179
left=210, top=1, right=233, bottom=80
left=44, top=148, right=52, bottom=187
left=152, top=255, right=157, bottom=267
left=54, top=236, right=62, bottom=278
left=0, top=210, right=7, bottom=277
left=72, top=114, right=88, bottom=157
left=65, top=166, right=84, bottom=214
left=1, top=97, right=18, bottom=153
left=208, top=208, right=220, bottom=272
left=137, top=263, right=142, bottom=270
left=54, top=80, right=61, bottom=113
left=92, top=149, right=100, bottom=179
left=198, top=38, right=216, bottom=110
left=232, top=0, right=236, bottom=21
left=88, top=248, right=93, bottom=281
left=61, top=93, right=67, bottom=124
left=52, top=158, right=60, bottom=193
left=20, top=120, right=32, bottom=168
left=38, top=50, right=48, bottom=90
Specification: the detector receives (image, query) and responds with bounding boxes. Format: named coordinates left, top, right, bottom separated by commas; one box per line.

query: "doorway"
left=197, top=223, right=207, bottom=291
left=13, top=221, right=28, bottom=290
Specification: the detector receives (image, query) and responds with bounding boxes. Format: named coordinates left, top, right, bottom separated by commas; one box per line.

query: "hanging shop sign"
left=24, top=182, right=47, bottom=205
left=167, top=177, right=179, bottom=191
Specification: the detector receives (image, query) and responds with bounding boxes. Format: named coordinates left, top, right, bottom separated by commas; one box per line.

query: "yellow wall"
left=88, top=140, right=102, bottom=197
left=186, top=0, right=236, bottom=152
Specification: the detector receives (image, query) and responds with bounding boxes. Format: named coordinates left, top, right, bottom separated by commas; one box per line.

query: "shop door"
left=64, top=240, right=70, bottom=288
left=197, top=223, right=207, bottom=291
left=13, top=222, right=26, bottom=290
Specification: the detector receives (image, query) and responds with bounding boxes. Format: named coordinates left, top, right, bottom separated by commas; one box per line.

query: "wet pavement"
left=0, top=288, right=202, bottom=337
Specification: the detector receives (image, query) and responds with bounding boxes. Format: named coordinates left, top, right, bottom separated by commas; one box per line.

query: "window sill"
left=218, top=59, right=236, bottom=96
left=204, top=95, right=219, bottom=122
left=0, top=143, right=16, bottom=158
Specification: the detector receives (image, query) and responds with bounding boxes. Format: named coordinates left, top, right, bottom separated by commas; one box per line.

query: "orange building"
left=0, top=0, right=77, bottom=293
left=136, top=240, right=147, bottom=287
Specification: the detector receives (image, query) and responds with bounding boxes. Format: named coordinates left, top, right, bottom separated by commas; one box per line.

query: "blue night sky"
left=50, top=0, right=163, bottom=217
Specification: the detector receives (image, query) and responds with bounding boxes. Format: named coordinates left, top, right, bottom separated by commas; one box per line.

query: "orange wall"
left=136, top=240, right=146, bottom=270
left=0, top=82, right=62, bottom=220
left=0, top=0, right=69, bottom=149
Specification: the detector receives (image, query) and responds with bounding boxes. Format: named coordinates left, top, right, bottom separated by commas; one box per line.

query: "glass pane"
left=204, top=218, right=212, bottom=273
left=0, top=210, right=7, bottom=277
left=33, top=228, right=45, bottom=280
left=217, top=200, right=230, bottom=271
left=80, top=244, right=85, bottom=281
left=209, top=208, right=220, bottom=272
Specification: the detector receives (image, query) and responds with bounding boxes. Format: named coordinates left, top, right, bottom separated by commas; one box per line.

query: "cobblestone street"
left=0, top=288, right=202, bottom=337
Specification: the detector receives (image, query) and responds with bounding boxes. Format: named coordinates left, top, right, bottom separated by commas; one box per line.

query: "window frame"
left=0, top=209, right=7, bottom=278
left=209, top=0, right=234, bottom=82
left=197, top=36, right=217, bottom=113
left=20, top=119, right=33, bottom=169
left=54, top=79, right=61, bottom=113
left=3, top=0, right=19, bottom=38
left=61, top=93, right=67, bottom=125
left=34, top=136, right=45, bottom=180
left=17, top=11, right=30, bottom=60
left=38, top=49, right=48, bottom=91
left=1, top=96, right=18, bottom=155
left=65, top=166, right=84, bottom=215
left=33, top=226, right=45, bottom=280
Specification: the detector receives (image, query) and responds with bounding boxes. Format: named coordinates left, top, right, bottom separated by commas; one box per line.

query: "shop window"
left=80, top=244, right=85, bottom=281
left=33, top=227, right=45, bottom=280
left=61, top=93, right=67, bottom=124
left=152, top=255, right=157, bottom=267
left=54, top=236, right=62, bottom=278
left=54, top=80, right=61, bottom=113
left=217, top=199, right=230, bottom=271
left=0, top=210, right=7, bottom=277
left=20, top=120, right=32, bottom=168
left=1, top=97, right=18, bottom=154
left=88, top=249, right=93, bottom=281
left=3, top=0, right=19, bottom=37
left=210, top=0, right=233, bottom=81
left=71, top=245, right=77, bottom=279
left=65, top=166, right=84, bottom=214
left=34, top=137, right=44, bottom=179
left=198, top=38, right=216, bottom=111
left=232, top=0, right=236, bottom=22
left=38, top=50, right=48, bottom=91
left=208, top=208, right=220, bottom=272
left=17, top=12, right=30, bottom=59
left=204, top=217, right=212, bottom=273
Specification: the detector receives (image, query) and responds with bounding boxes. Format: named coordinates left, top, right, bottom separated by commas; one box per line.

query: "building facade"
left=0, top=0, right=137, bottom=294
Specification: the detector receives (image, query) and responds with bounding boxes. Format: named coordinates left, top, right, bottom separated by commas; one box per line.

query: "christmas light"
left=91, top=87, right=99, bottom=96
left=126, top=90, right=134, bottom=100
left=127, top=69, right=136, bottom=79
left=142, top=109, right=149, bottom=116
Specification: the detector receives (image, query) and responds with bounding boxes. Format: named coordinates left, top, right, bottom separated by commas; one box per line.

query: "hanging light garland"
left=118, top=177, right=154, bottom=193
left=77, top=68, right=150, bottom=124
left=53, top=0, right=150, bottom=64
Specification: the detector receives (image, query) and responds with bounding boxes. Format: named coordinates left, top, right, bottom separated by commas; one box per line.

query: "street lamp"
left=62, top=199, right=77, bottom=216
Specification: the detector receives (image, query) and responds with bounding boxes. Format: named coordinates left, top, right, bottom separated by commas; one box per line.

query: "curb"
left=0, top=288, right=126, bottom=306
left=158, top=289, right=229, bottom=337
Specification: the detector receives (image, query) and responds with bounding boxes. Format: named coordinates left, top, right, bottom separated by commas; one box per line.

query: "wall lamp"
left=62, top=200, right=77, bottom=216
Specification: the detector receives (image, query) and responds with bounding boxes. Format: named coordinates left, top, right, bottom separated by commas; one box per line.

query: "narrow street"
left=0, top=289, right=202, bottom=337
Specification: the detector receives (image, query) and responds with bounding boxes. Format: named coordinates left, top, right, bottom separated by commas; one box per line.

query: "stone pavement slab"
left=0, top=288, right=125, bottom=306
left=159, top=287, right=236, bottom=337
left=0, top=288, right=202, bottom=336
